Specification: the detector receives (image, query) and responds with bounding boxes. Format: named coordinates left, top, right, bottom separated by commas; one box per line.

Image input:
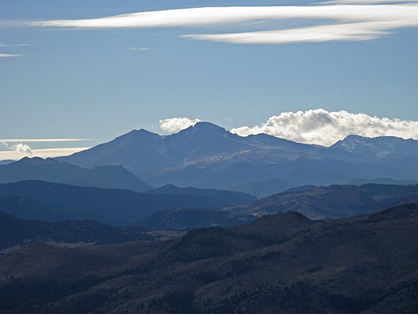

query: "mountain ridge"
left=0, top=180, right=257, bottom=226
left=58, top=122, right=417, bottom=195
left=0, top=157, right=152, bottom=192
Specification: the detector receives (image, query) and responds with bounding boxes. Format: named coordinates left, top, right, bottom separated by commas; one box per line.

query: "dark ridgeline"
left=0, top=180, right=256, bottom=226
left=0, top=204, right=417, bottom=313
left=0, top=180, right=416, bottom=229
left=0, top=156, right=153, bottom=192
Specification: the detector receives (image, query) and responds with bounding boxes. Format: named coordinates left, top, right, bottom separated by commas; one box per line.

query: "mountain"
left=0, top=195, right=90, bottom=222
left=0, top=204, right=416, bottom=313
left=59, top=122, right=418, bottom=193
left=329, top=135, right=417, bottom=160
left=137, top=208, right=253, bottom=231
left=0, top=159, right=15, bottom=165
left=0, top=211, right=151, bottom=250
left=348, top=177, right=417, bottom=186
left=145, top=184, right=257, bottom=206
left=230, top=178, right=296, bottom=198
left=0, top=181, right=255, bottom=226
left=0, top=157, right=152, bottom=192
left=226, top=183, right=418, bottom=220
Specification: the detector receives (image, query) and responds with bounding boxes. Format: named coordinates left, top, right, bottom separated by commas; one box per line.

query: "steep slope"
left=226, top=183, right=418, bottom=219
left=0, top=157, right=152, bottom=192
left=0, top=204, right=416, bottom=313
left=0, top=181, right=253, bottom=226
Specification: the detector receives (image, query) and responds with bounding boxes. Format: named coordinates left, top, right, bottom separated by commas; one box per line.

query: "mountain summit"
left=59, top=122, right=417, bottom=195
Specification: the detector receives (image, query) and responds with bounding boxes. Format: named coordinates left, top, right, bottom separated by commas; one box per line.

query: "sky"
left=0, top=0, right=417, bottom=159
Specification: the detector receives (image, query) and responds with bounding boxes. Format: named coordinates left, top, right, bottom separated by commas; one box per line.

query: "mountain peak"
left=130, top=128, right=160, bottom=137
left=193, top=121, right=224, bottom=130
left=176, top=121, right=239, bottom=141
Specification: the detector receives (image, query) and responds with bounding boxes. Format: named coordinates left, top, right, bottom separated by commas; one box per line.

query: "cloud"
left=184, top=20, right=408, bottom=44
left=0, top=141, right=34, bottom=158
left=123, top=47, right=150, bottom=51
left=230, top=109, right=418, bottom=146
left=0, top=138, right=90, bottom=142
left=324, top=0, right=416, bottom=4
left=0, top=147, right=90, bottom=160
left=0, top=54, right=21, bottom=57
left=0, top=138, right=92, bottom=160
left=159, top=117, right=201, bottom=133
left=11, top=143, right=34, bottom=157
left=184, top=5, right=417, bottom=44
left=0, top=43, right=29, bottom=47
left=27, top=4, right=417, bottom=44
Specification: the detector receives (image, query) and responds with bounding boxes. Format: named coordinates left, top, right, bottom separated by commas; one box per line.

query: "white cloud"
left=324, top=0, right=416, bottom=4
left=0, top=43, right=29, bottom=47
left=0, top=138, right=92, bottom=160
left=159, top=117, right=201, bottom=133
left=123, top=47, right=150, bottom=51
left=230, top=109, right=418, bottom=146
left=0, top=54, right=21, bottom=57
left=184, top=20, right=409, bottom=44
left=27, top=4, right=417, bottom=44
left=0, top=138, right=90, bottom=143
left=0, top=147, right=90, bottom=160
left=28, top=5, right=416, bottom=29
left=11, top=143, right=34, bottom=157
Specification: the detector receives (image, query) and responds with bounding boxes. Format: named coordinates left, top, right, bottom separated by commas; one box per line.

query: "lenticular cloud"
left=230, top=109, right=418, bottom=146
left=159, top=117, right=201, bottom=133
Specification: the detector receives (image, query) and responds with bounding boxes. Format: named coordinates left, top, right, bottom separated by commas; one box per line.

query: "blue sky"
left=0, top=0, right=417, bottom=159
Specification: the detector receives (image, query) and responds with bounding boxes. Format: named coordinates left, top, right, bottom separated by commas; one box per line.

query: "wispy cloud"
left=122, top=47, right=150, bottom=51
left=27, top=3, right=417, bottom=44
left=184, top=5, right=417, bottom=44
left=159, top=117, right=201, bottom=133
left=0, top=138, right=90, bottom=142
left=0, top=54, right=21, bottom=57
left=323, top=0, right=417, bottom=4
left=0, top=147, right=90, bottom=160
left=184, top=22, right=393, bottom=44
left=0, top=139, right=92, bottom=160
left=0, top=43, right=28, bottom=58
left=0, top=43, right=29, bottom=47
left=230, top=109, right=418, bottom=146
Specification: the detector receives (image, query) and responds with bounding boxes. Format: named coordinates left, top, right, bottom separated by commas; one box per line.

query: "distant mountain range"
left=0, top=157, right=152, bottom=192
left=58, top=122, right=417, bottom=197
left=0, top=204, right=416, bottom=313
left=226, top=183, right=418, bottom=220
left=0, top=181, right=256, bottom=226
left=134, top=184, right=418, bottom=230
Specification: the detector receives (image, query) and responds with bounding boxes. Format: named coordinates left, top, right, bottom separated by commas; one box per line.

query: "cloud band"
left=230, top=109, right=418, bottom=146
